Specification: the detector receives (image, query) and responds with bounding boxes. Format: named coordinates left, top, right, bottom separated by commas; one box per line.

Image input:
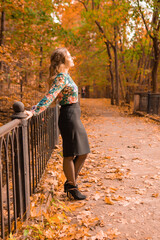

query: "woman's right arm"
left=31, top=73, right=67, bottom=116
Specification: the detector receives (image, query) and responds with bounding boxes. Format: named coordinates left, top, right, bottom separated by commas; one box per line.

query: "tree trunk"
left=0, top=4, right=5, bottom=46
left=138, top=48, right=145, bottom=88
left=146, top=42, right=153, bottom=91
left=119, top=75, right=125, bottom=102
left=105, top=41, right=115, bottom=105
left=93, top=79, right=96, bottom=98
left=137, top=0, right=160, bottom=93
left=151, top=0, right=160, bottom=93
left=151, top=37, right=159, bottom=93
left=125, top=77, right=130, bottom=104
left=39, top=46, right=43, bottom=87
left=94, top=20, right=115, bottom=105
left=24, top=71, right=28, bottom=84
left=114, top=26, right=119, bottom=105
left=119, top=37, right=131, bottom=103
left=20, top=79, right=23, bottom=101
left=0, top=2, right=5, bottom=91
left=92, top=0, right=95, bottom=10
left=134, top=58, right=141, bottom=84
left=7, top=73, right=11, bottom=89
left=6, top=65, right=10, bottom=89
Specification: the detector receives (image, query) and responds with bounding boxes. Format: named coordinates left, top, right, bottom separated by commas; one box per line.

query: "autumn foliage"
left=0, top=0, right=159, bottom=109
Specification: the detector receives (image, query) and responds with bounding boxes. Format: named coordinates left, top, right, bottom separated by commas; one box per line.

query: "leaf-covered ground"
left=10, top=98, right=160, bottom=240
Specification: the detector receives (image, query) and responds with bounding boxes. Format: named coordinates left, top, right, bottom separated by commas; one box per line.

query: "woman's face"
left=66, top=51, right=74, bottom=68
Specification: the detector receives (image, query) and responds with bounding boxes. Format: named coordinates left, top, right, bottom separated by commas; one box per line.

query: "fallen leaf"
left=93, top=193, right=101, bottom=201
left=105, top=196, right=114, bottom=205
left=152, top=193, right=159, bottom=198
left=112, top=195, right=124, bottom=201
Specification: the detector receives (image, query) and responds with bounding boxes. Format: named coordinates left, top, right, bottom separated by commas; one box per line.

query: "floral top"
left=31, top=73, right=78, bottom=116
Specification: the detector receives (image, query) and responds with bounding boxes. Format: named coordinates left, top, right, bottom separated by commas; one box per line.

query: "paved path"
left=76, top=99, right=160, bottom=240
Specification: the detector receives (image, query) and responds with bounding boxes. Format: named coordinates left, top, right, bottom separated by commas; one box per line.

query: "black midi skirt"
left=58, top=102, right=90, bottom=157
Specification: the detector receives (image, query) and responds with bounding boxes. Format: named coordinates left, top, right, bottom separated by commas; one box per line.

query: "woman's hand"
left=24, top=110, right=33, bottom=119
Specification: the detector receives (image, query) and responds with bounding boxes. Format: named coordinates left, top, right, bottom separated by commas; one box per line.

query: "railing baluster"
left=15, top=128, right=23, bottom=219
left=6, top=134, right=11, bottom=233
left=0, top=138, right=5, bottom=239
left=44, top=112, right=47, bottom=166
left=21, top=119, right=30, bottom=219
left=27, top=121, right=31, bottom=196
left=34, top=119, right=38, bottom=189
left=37, top=116, right=40, bottom=182
left=30, top=119, right=34, bottom=194
left=42, top=113, right=44, bottom=172
left=40, top=117, right=42, bottom=178
left=11, top=131, right=17, bottom=231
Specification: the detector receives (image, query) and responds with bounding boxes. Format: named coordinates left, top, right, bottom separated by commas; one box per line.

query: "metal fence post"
left=12, top=102, right=30, bottom=219
left=21, top=119, right=30, bottom=218
left=55, top=105, right=59, bottom=145
left=133, top=93, right=140, bottom=112
left=147, top=91, right=151, bottom=114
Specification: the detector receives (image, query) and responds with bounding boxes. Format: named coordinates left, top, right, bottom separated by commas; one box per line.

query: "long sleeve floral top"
left=31, top=73, right=78, bottom=116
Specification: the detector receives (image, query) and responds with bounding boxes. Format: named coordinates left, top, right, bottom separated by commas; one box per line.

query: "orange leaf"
left=112, top=195, right=124, bottom=201
left=105, top=196, right=114, bottom=205
left=152, top=193, right=159, bottom=198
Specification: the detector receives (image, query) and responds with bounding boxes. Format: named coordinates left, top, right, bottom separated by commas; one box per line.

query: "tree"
left=135, top=0, right=160, bottom=92
left=0, top=0, right=58, bottom=87
left=77, top=0, right=131, bottom=105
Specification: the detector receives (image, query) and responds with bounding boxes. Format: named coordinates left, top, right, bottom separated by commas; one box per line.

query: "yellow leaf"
left=108, top=148, right=112, bottom=151
left=105, top=196, right=114, bottom=205
left=109, top=187, right=118, bottom=193
left=112, top=195, right=124, bottom=201
left=84, top=183, right=92, bottom=187
left=152, top=193, right=159, bottom=198
left=68, top=202, right=85, bottom=211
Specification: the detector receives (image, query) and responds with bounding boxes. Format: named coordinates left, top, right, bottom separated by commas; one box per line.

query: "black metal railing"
left=28, top=107, right=59, bottom=195
left=134, top=92, right=160, bottom=116
left=0, top=102, right=59, bottom=239
left=147, top=93, right=160, bottom=115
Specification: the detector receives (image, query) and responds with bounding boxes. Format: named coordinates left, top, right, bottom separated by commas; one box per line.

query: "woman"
left=26, top=48, right=90, bottom=200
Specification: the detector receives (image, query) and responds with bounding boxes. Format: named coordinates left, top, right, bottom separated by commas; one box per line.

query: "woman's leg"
left=74, top=154, right=88, bottom=181
left=63, top=155, right=87, bottom=200
left=63, top=156, right=76, bottom=185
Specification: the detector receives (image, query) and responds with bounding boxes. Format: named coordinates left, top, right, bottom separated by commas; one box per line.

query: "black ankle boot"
left=64, top=180, right=78, bottom=192
left=64, top=180, right=68, bottom=192
left=66, top=184, right=86, bottom=200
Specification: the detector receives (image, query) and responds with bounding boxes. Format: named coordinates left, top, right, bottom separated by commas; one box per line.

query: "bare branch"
left=92, top=0, right=95, bottom=10
left=95, top=20, right=114, bottom=49
left=97, top=3, right=100, bottom=9
left=107, top=40, right=115, bottom=50
left=79, top=2, right=115, bottom=49
left=136, top=0, right=153, bottom=39
left=95, top=20, right=104, bottom=34
left=157, top=19, right=160, bottom=31
left=90, top=48, right=106, bottom=58
left=78, top=0, right=88, bottom=11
